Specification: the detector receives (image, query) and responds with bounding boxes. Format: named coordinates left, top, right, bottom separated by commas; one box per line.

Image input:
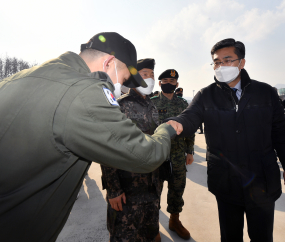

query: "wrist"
left=107, top=190, right=124, bottom=199
left=187, top=151, right=194, bottom=155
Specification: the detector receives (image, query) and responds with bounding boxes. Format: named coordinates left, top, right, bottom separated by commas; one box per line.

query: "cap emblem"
left=170, top=70, right=176, bottom=77
left=98, top=35, right=106, bottom=43
left=128, top=66, right=138, bottom=75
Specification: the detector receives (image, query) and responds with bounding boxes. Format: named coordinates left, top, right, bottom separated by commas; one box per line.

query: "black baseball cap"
left=81, top=32, right=147, bottom=88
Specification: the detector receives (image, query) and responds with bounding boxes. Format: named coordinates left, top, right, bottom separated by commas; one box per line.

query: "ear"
left=240, top=59, right=246, bottom=70
left=176, top=82, right=179, bottom=88
left=159, top=81, right=161, bottom=87
left=103, top=55, right=115, bottom=71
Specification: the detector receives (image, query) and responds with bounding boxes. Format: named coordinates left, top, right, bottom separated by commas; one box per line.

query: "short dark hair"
left=211, top=38, right=245, bottom=59
left=79, top=49, right=125, bottom=69
left=80, top=48, right=107, bottom=59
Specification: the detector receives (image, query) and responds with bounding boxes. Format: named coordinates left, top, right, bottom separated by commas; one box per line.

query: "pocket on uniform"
left=207, top=153, right=230, bottom=194
left=262, top=152, right=281, bottom=195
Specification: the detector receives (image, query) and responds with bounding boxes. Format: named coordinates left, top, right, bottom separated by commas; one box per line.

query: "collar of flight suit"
left=88, top=71, right=115, bottom=90
left=61, top=52, right=115, bottom=91
left=60, top=51, right=91, bottom=74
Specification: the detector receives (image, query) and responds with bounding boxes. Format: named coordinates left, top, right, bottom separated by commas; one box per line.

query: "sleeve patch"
left=102, top=87, right=119, bottom=106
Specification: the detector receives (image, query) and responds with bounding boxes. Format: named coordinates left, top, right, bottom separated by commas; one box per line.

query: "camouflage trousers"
left=107, top=199, right=159, bottom=242
left=161, top=149, right=186, bottom=214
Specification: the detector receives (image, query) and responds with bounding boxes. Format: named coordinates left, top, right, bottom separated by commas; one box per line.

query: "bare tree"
left=18, top=59, right=30, bottom=71
left=0, top=59, right=3, bottom=80
left=4, top=56, right=12, bottom=78
left=0, top=55, right=38, bottom=80
left=12, top=57, right=18, bottom=74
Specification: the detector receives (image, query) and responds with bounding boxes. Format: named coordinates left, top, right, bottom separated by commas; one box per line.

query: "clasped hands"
left=166, top=121, right=285, bottom=184
left=166, top=120, right=183, bottom=135
left=167, top=121, right=194, bottom=165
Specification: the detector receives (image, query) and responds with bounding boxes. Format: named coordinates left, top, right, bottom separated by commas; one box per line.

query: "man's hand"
left=166, top=120, right=183, bottom=135
left=186, top=154, right=194, bottom=165
left=108, top=193, right=126, bottom=211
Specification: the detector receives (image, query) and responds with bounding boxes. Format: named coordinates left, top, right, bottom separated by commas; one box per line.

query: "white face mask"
left=103, top=59, right=121, bottom=99
left=135, top=78, right=155, bottom=96
left=215, top=60, right=241, bottom=84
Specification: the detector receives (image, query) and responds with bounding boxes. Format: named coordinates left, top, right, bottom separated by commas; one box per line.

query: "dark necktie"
left=232, top=88, right=240, bottom=100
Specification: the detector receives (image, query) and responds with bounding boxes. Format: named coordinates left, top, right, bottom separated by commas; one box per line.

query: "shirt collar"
left=160, top=91, right=176, bottom=101
left=233, top=80, right=242, bottom=92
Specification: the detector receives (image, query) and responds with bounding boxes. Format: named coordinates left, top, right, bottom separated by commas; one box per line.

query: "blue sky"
left=1, top=0, right=285, bottom=98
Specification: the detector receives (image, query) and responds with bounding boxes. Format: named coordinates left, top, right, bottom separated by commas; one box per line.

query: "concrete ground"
left=57, top=133, right=285, bottom=242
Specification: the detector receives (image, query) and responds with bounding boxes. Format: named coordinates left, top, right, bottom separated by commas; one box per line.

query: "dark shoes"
left=169, top=213, right=191, bottom=240
left=155, top=232, right=161, bottom=242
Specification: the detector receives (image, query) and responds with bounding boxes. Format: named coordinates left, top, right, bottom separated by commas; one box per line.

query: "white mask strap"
left=103, top=59, right=108, bottom=72
left=114, top=60, right=119, bottom=84
left=238, top=59, right=241, bottom=67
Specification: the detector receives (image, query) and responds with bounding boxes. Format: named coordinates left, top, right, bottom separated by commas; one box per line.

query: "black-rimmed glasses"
left=211, top=58, right=241, bottom=68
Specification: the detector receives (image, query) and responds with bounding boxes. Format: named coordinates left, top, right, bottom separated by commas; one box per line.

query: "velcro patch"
left=102, top=87, right=119, bottom=106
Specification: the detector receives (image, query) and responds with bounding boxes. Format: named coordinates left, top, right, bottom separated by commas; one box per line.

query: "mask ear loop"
left=103, top=59, right=108, bottom=71
left=237, top=59, right=242, bottom=74
left=238, top=59, right=242, bottom=68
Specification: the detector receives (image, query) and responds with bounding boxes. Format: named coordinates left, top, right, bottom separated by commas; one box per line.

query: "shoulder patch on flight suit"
left=102, top=87, right=119, bottom=106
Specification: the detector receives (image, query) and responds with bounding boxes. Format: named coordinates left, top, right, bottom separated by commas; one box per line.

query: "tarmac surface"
left=57, top=133, right=285, bottom=242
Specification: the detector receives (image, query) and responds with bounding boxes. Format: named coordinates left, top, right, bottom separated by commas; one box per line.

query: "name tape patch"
left=103, top=87, right=119, bottom=106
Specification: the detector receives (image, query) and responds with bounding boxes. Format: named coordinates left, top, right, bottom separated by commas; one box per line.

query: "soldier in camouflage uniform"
left=101, top=58, right=162, bottom=242
left=151, top=69, right=195, bottom=240
left=175, top=87, right=183, bottom=97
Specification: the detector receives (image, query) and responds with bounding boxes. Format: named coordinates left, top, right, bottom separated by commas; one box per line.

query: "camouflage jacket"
left=151, top=92, right=195, bottom=154
left=101, top=89, right=161, bottom=204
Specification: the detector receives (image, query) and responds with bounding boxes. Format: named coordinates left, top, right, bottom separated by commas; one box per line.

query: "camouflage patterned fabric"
left=107, top=200, right=159, bottom=242
left=101, top=89, right=161, bottom=241
left=151, top=92, right=195, bottom=213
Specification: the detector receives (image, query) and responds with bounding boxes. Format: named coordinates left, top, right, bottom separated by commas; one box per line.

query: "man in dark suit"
left=166, top=38, right=285, bottom=242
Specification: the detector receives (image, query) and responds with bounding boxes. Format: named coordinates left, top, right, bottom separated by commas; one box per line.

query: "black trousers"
left=216, top=197, right=275, bottom=242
